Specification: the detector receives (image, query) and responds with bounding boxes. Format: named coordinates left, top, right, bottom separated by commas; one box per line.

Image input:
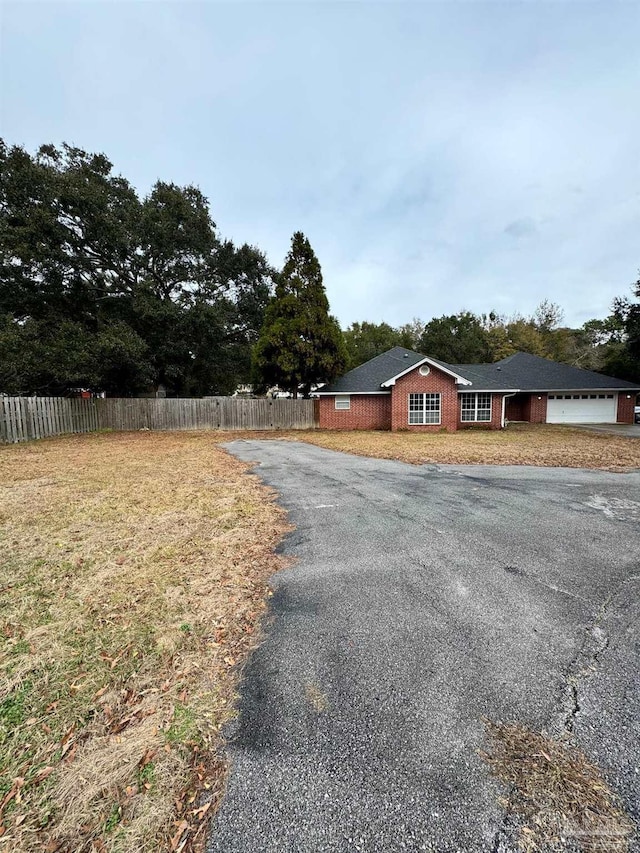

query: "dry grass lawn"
left=1, top=423, right=637, bottom=852
left=0, top=432, right=290, bottom=853
left=278, top=424, right=640, bottom=470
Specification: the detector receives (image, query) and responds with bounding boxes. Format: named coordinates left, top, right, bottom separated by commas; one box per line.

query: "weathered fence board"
left=0, top=396, right=100, bottom=443
left=0, top=396, right=316, bottom=443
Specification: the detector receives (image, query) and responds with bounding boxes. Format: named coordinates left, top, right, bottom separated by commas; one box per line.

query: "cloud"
left=504, top=218, right=539, bottom=239
left=1, top=1, right=639, bottom=329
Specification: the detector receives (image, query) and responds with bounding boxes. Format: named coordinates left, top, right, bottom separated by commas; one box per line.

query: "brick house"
left=315, top=347, right=639, bottom=431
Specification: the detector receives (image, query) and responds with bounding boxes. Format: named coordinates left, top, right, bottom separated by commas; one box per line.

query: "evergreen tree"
left=253, top=232, right=346, bottom=396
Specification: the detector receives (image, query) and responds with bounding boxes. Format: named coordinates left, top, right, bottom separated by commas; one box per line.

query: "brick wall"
left=505, top=394, right=529, bottom=421
left=458, top=393, right=503, bottom=430
left=529, top=394, right=548, bottom=423
left=617, top=392, right=637, bottom=424
left=317, top=394, right=391, bottom=429
left=391, top=367, right=459, bottom=431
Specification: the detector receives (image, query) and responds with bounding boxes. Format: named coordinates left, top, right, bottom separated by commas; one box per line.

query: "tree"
left=418, top=311, right=491, bottom=363
left=603, top=281, right=640, bottom=382
left=343, top=321, right=403, bottom=368
left=397, top=318, right=425, bottom=351
left=253, top=232, right=347, bottom=396
left=0, top=140, right=274, bottom=396
left=483, top=303, right=562, bottom=362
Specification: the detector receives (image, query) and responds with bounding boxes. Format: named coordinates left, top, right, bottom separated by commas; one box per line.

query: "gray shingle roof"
left=319, top=348, right=639, bottom=394
left=320, top=347, right=423, bottom=393
left=453, top=352, right=639, bottom=391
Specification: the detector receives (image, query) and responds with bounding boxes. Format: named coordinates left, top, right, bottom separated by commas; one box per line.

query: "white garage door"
left=547, top=392, right=617, bottom=424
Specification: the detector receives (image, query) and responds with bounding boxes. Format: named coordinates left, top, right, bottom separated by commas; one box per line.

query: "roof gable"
left=380, top=356, right=471, bottom=387
left=318, top=347, right=424, bottom=394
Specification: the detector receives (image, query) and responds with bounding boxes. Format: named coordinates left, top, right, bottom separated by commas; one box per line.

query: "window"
left=335, top=395, right=350, bottom=410
left=419, top=365, right=431, bottom=376
left=460, top=392, right=492, bottom=422
left=408, top=393, right=441, bottom=424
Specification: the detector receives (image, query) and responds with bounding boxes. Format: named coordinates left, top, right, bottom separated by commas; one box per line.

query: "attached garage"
left=317, top=349, right=639, bottom=430
left=546, top=392, right=617, bottom=424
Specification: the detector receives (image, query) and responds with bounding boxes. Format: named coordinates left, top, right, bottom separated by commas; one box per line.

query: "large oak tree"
left=0, top=141, right=274, bottom=396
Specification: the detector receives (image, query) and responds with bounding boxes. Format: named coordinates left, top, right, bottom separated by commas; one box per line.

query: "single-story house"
left=314, top=347, right=639, bottom=431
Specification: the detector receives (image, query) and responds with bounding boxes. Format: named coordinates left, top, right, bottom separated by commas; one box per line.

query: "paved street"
left=208, top=441, right=640, bottom=853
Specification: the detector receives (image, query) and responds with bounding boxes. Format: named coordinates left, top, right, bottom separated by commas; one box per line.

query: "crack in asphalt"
left=208, top=442, right=640, bottom=853
left=502, top=564, right=590, bottom=605
left=561, top=572, right=640, bottom=734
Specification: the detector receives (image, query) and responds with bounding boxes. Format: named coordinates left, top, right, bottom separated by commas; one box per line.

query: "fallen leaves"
left=0, top=432, right=289, bottom=852
left=481, top=719, right=634, bottom=852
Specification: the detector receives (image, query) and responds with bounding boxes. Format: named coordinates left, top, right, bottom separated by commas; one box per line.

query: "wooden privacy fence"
left=0, top=396, right=317, bottom=443
left=96, top=397, right=316, bottom=432
left=0, top=396, right=100, bottom=443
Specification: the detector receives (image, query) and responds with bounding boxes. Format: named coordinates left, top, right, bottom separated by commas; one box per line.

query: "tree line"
left=1, top=141, right=638, bottom=398
left=343, top=297, right=640, bottom=381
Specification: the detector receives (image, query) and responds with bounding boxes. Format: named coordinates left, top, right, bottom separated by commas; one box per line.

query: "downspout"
left=501, top=392, right=518, bottom=429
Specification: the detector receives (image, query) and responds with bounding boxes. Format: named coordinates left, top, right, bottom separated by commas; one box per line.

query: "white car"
left=635, top=405, right=640, bottom=424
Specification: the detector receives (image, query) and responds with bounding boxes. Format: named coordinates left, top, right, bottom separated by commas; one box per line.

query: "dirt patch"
left=0, top=432, right=291, bottom=852
left=481, top=720, right=634, bottom=852
left=272, top=424, right=640, bottom=470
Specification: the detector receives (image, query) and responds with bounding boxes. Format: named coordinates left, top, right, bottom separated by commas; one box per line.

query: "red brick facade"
left=528, top=394, right=548, bottom=423
left=457, top=392, right=504, bottom=430
left=391, top=367, right=460, bottom=431
left=317, top=394, right=391, bottom=430
left=318, top=364, right=639, bottom=431
left=617, top=392, right=636, bottom=424
left=505, top=394, right=529, bottom=422
left=318, top=364, right=507, bottom=432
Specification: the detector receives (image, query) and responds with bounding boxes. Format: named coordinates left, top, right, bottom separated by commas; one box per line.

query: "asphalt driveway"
left=572, top=423, right=640, bottom=438
left=208, top=441, right=640, bottom=853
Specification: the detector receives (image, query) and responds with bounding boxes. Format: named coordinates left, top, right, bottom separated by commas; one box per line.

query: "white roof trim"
left=512, top=388, right=636, bottom=394
left=459, top=388, right=520, bottom=394
left=460, top=388, right=634, bottom=393
left=381, top=357, right=472, bottom=387
left=313, top=391, right=391, bottom=396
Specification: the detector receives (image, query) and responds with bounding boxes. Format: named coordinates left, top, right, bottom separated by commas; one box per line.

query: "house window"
left=460, top=392, right=492, bottom=422
left=335, top=395, right=350, bottom=410
left=408, top=392, right=441, bottom=425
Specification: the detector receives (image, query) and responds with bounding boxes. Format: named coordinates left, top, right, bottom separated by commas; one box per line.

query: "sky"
left=1, top=1, right=639, bottom=329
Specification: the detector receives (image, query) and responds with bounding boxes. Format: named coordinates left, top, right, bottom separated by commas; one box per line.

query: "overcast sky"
left=2, top=1, right=639, bottom=329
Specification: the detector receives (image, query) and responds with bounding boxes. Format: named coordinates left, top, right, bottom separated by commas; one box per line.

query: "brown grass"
left=275, top=424, right=640, bottom=470
left=481, top=720, right=635, bottom=852
left=0, top=431, right=291, bottom=853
